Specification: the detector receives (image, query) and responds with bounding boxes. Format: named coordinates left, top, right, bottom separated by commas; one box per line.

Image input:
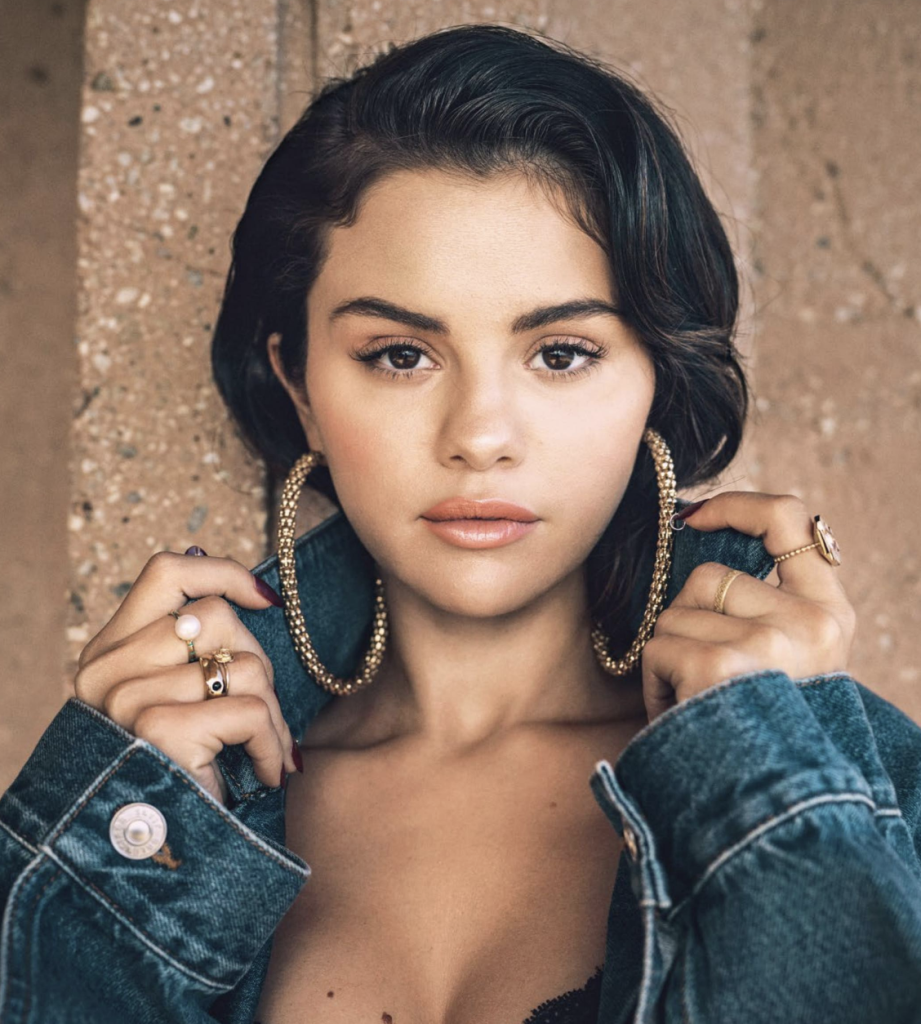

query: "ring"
left=773, top=514, right=842, bottom=567
left=199, top=649, right=233, bottom=698
left=169, top=610, right=201, bottom=663
left=714, top=568, right=746, bottom=615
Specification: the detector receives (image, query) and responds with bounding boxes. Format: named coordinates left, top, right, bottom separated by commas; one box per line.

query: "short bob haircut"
left=212, top=23, right=749, bottom=662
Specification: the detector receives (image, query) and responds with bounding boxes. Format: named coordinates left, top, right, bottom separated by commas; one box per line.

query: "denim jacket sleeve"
left=0, top=695, right=310, bottom=1023
left=590, top=666, right=921, bottom=1023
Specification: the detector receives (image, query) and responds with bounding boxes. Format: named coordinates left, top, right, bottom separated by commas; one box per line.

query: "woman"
left=2, top=23, right=920, bottom=1024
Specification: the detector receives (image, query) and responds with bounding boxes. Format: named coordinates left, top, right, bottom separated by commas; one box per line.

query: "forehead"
left=311, top=167, right=618, bottom=315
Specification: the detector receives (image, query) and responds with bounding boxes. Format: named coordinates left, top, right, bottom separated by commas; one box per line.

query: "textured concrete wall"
left=64, top=1, right=293, bottom=711
left=0, top=0, right=86, bottom=794
left=748, top=0, right=921, bottom=721
left=1, top=0, right=919, bottom=789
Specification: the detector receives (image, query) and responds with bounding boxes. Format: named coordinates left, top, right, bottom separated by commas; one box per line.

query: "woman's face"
left=270, top=167, right=656, bottom=619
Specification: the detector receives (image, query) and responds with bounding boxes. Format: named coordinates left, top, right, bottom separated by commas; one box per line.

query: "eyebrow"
left=327, top=296, right=625, bottom=335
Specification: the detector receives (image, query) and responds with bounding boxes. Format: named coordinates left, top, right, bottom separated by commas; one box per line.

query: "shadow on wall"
left=0, top=0, right=88, bottom=793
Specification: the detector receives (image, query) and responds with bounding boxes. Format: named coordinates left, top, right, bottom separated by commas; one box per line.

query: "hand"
left=640, top=491, right=857, bottom=723
left=74, top=551, right=298, bottom=805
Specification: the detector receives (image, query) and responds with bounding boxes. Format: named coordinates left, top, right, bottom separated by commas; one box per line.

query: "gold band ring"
left=714, top=568, right=746, bottom=615
left=199, top=648, right=234, bottom=698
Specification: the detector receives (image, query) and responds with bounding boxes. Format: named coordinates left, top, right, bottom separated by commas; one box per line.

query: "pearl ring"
left=169, top=610, right=201, bottom=663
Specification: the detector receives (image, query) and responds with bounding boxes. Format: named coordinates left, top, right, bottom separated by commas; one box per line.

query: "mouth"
left=420, top=498, right=539, bottom=549
left=420, top=497, right=539, bottom=523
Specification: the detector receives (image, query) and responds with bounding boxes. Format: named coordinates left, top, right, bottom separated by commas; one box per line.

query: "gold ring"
left=774, top=514, right=842, bottom=566
left=714, top=568, right=746, bottom=615
left=199, top=649, right=233, bottom=699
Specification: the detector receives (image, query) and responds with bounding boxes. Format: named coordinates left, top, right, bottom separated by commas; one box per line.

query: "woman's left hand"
left=641, top=491, right=857, bottom=723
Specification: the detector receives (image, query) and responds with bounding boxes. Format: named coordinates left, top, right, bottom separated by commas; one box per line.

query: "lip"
left=421, top=518, right=538, bottom=549
left=420, top=498, right=539, bottom=522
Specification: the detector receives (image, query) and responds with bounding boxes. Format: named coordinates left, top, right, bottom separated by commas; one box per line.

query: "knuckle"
left=757, top=623, right=791, bottom=662
left=653, top=607, right=678, bottom=636
left=143, top=549, right=180, bottom=581
left=777, top=493, right=808, bottom=521
left=236, top=650, right=272, bottom=689
left=805, top=606, right=844, bottom=651
left=102, top=679, right=134, bottom=722
left=688, top=561, right=725, bottom=584
left=73, top=664, right=93, bottom=702
left=193, top=593, right=234, bottom=625
left=239, top=692, right=273, bottom=723
left=133, top=704, right=169, bottom=741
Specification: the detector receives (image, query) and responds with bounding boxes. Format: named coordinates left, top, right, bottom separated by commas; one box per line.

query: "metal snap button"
left=109, top=803, right=168, bottom=860
left=623, top=823, right=638, bottom=860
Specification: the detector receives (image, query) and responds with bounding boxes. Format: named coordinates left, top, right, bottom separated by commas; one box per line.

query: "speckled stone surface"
left=748, top=1, right=921, bottom=720
left=2, top=0, right=919, bottom=790
left=0, top=0, right=86, bottom=794
left=65, top=0, right=338, bottom=690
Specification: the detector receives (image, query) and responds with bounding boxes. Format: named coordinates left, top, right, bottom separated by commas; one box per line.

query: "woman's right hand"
left=73, top=549, right=298, bottom=806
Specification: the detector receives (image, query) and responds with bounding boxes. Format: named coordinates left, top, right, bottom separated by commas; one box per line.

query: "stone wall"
left=1, top=0, right=918, bottom=790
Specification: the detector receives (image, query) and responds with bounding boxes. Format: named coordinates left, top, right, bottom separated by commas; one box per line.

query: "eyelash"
left=353, top=338, right=607, bottom=382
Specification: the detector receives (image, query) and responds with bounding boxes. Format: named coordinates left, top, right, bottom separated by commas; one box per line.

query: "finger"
left=675, top=490, right=845, bottom=604
left=78, top=594, right=273, bottom=703
left=653, top=605, right=798, bottom=676
left=101, top=652, right=297, bottom=774
left=641, top=634, right=760, bottom=721
left=82, top=551, right=281, bottom=663
left=132, top=695, right=288, bottom=791
left=669, top=561, right=789, bottom=618
left=120, top=593, right=273, bottom=679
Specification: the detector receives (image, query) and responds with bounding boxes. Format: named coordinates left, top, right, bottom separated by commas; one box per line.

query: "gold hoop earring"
left=276, top=450, right=388, bottom=696
left=278, top=430, right=680, bottom=694
left=590, top=426, right=680, bottom=677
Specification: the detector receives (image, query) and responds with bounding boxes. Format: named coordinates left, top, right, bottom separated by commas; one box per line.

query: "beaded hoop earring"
left=277, top=426, right=680, bottom=695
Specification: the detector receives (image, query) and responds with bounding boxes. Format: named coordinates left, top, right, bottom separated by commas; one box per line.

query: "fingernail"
left=254, top=576, right=284, bottom=607
left=185, top=545, right=208, bottom=556
left=279, top=767, right=287, bottom=789
left=292, top=740, right=304, bottom=773
left=675, top=499, right=709, bottom=521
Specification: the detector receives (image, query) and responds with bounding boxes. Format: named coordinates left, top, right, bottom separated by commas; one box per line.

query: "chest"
left=254, top=725, right=640, bottom=1024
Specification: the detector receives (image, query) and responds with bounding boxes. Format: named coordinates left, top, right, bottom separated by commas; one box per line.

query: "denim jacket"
left=2, top=500, right=921, bottom=1023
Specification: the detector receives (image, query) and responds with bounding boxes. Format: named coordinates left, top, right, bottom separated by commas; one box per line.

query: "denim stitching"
left=680, top=791, right=879, bottom=913
left=795, top=672, right=853, bottom=688
left=46, top=741, right=308, bottom=877
left=21, top=866, right=63, bottom=1023
left=0, top=851, right=47, bottom=1016
left=0, top=819, right=38, bottom=857
left=39, top=845, right=229, bottom=992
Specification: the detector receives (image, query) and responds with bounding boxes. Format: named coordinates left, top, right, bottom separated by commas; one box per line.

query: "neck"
left=354, top=566, right=643, bottom=753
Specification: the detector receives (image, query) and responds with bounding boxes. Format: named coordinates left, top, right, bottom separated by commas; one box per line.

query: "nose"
left=435, top=367, right=524, bottom=472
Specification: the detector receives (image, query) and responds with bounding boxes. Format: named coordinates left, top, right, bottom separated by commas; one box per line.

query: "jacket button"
left=623, top=824, right=638, bottom=860
left=109, top=803, right=168, bottom=860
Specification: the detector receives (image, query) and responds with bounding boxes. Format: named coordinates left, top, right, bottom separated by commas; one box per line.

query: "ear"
left=267, top=332, right=325, bottom=455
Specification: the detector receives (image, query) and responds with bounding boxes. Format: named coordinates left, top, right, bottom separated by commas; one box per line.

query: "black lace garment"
left=254, top=964, right=603, bottom=1024
left=520, top=964, right=603, bottom=1024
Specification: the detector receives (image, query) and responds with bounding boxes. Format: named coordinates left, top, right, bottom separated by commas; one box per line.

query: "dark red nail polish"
left=292, top=741, right=304, bottom=773
left=675, top=499, right=709, bottom=521
left=279, top=767, right=287, bottom=789
left=254, top=576, right=284, bottom=607
left=185, top=546, right=208, bottom=556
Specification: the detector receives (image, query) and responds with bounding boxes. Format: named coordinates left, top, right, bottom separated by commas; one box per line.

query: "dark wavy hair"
left=211, top=23, right=749, bottom=660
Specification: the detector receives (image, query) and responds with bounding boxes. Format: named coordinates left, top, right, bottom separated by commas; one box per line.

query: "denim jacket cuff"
left=1, top=698, right=310, bottom=991
left=590, top=669, right=874, bottom=910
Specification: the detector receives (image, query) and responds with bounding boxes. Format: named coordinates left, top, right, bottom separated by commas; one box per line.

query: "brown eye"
left=541, top=346, right=577, bottom=370
left=387, top=346, right=423, bottom=370
left=528, top=341, right=601, bottom=378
